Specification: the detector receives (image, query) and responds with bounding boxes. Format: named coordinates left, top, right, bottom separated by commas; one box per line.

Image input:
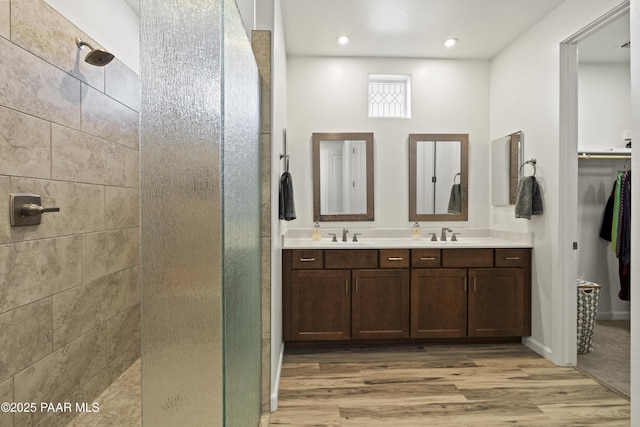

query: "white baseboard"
left=596, top=312, right=630, bottom=320
left=522, top=336, right=553, bottom=361
left=270, top=342, right=284, bottom=412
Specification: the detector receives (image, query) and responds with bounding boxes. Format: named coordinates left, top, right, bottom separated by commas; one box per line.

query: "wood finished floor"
left=269, top=343, right=630, bottom=426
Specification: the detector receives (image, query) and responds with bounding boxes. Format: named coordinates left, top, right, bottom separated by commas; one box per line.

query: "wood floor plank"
left=270, top=343, right=630, bottom=426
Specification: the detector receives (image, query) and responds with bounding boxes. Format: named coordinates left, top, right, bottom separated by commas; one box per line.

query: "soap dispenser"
left=412, top=222, right=421, bottom=240
left=312, top=222, right=321, bottom=241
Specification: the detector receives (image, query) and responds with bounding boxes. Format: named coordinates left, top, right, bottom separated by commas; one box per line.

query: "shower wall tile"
left=0, top=105, right=51, bottom=179
left=105, top=187, right=140, bottom=229
left=10, top=178, right=104, bottom=242
left=0, top=37, right=81, bottom=129
left=1, top=2, right=140, bottom=421
left=105, top=304, right=140, bottom=363
left=0, top=176, right=9, bottom=244
left=52, top=270, right=128, bottom=349
left=82, top=228, right=139, bottom=283
left=125, top=147, right=140, bottom=188
left=0, top=0, right=9, bottom=40
left=37, top=388, right=83, bottom=427
left=13, top=326, right=106, bottom=427
left=106, top=59, right=141, bottom=112
left=81, top=84, right=139, bottom=149
left=10, top=0, right=104, bottom=90
left=51, top=124, right=125, bottom=186
left=0, top=299, right=52, bottom=383
left=0, top=236, right=82, bottom=314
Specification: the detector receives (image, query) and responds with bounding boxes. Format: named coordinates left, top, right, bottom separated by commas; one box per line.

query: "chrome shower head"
left=76, top=38, right=114, bottom=66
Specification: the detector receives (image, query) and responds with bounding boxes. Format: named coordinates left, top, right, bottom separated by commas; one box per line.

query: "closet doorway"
left=574, top=10, right=631, bottom=397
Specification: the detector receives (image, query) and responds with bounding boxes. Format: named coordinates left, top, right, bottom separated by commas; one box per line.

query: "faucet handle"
left=429, top=233, right=438, bottom=241
left=329, top=233, right=337, bottom=242
left=451, top=232, right=461, bottom=242
left=352, top=233, right=361, bottom=242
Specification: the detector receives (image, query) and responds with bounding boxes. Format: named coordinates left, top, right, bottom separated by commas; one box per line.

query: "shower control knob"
left=9, top=193, right=60, bottom=226
left=21, top=203, right=60, bottom=216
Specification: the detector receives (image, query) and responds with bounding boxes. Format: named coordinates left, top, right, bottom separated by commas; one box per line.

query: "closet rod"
left=578, top=153, right=631, bottom=159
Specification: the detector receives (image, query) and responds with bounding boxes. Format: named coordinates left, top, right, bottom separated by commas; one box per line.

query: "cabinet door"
left=468, top=268, right=524, bottom=337
left=352, top=269, right=410, bottom=339
left=291, top=270, right=351, bottom=341
left=411, top=269, right=467, bottom=338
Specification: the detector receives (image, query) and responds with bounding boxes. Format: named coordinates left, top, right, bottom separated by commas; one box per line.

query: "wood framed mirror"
left=491, top=131, right=523, bottom=206
left=312, top=132, right=374, bottom=221
left=409, top=133, right=468, bottom=221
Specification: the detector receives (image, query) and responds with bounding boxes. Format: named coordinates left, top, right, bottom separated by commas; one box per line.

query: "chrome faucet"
left=342, top=228, right=349, bottom=242
left=440, top=227, right=452, bottom=241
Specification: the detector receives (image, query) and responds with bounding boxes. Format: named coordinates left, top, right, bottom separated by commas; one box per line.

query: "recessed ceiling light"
left=444, top=38, right=458, bottom=48
left=338, top=35, right=350, bottom=45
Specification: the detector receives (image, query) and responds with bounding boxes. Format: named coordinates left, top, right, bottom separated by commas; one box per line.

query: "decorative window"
left=368, top=74, right=411, bottom=118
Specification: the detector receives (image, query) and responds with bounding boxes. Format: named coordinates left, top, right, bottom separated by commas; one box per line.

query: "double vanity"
left=282, top=229, right=532, bottom=345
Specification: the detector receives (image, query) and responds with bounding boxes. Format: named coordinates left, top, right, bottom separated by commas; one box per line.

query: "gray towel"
left=279, top=171, right=296, bottom=221
left=447, top=184, right=461, bottom=214
left=515, top=176, right=543, bottom=219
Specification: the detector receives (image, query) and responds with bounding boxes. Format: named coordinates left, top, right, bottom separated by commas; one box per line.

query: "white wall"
left=287, top=57, right=490, bottom=230
left=629, top=0, right=639, bottom=418
left=490, top=0, right=624, bottom=364
left=577, top=62, right=630, bottom=319
left=44, top=0, right=139, bottom=73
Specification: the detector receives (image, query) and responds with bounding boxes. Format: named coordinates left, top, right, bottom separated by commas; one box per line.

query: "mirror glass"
left=491, top=131, right=523, bottom=206
left=312, top=132, right=374, bottom=221
left=409, top=134, right=468, bottom=221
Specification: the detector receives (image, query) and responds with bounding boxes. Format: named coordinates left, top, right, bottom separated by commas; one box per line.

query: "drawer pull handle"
left=345, top=279, right=349, bottom=294
left=504, top=257, right=520, bottom=260
left=420, top=257, right=436, bottom=261
left=299, top=258, right=316, bottom=262
left=473, top=278, right=477, bottom=292
left=387, top=257, right=404, bottom=261
left=464, top=277, right=467, bottom=292
left=355, top=279, right=359, bottom=293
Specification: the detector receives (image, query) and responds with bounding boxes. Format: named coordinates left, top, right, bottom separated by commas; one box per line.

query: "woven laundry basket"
left=576, top=279, right=601, bottom=354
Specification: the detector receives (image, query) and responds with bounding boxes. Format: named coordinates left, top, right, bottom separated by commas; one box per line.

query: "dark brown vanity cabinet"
left=283, top=247, right=531, bottom=343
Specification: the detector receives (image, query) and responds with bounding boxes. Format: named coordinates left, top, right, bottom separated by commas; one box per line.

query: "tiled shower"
left=0, top=1, right=140, bottom=426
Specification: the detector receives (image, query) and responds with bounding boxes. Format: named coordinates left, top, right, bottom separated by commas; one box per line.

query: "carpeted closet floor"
left=576, top=320, right=630, bottom=398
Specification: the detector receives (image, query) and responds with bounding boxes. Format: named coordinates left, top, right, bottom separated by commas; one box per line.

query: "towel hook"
left=453, top=172, right=461, bottom=184
left=519, top=159, right=537, bottom=177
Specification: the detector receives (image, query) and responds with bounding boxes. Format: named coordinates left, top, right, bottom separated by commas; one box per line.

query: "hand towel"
left=447, top=183, right=461, bottom=214
left=279, top=171, right=296, bottom=221
left=515, top=176, right=543, bottom=219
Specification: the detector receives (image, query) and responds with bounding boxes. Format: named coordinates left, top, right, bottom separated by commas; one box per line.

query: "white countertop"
left=282, top=228, right=532, bottom=249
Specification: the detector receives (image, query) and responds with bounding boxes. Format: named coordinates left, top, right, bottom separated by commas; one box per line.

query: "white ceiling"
left=280, top=0, right=567, bottom=59
left=281, top=0, right=630, bottom=63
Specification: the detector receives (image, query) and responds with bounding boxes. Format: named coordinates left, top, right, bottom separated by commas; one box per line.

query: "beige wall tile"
left=82, top=228, right=139, bottom=283
left=53, top=271, right=129, bottom=349
left=10, top=178, right=104, bottom=242
left=0, top=299, right=52, bottom=382
left=52, top=124, right=125, bottom=186
left=105, top=187, right=139, bottom=229
left=0, top=0, right=9, bottom=40
left=0, top=103, right=51, bottom=179
left=0, top=236, right=82, bottom=313
left=0, top=377, right=12, bottom=427
left=81, top=84, right=139, bottom=149
left=125, top=147, right=140, bottom=189
left=106, top=304, right=140, bottom=363
left=0, top=37, right=81, bottom=129
left=123, top=266, right=140, bottom=308
left=11, top=0, right=104, bottom=90
left=37, top=387, right=83, bottom=427
left=0, top=176, right=9, bottom=244
left=105, top=59, right=141, bottom=112
left=13, top=326, right=106, bottom=427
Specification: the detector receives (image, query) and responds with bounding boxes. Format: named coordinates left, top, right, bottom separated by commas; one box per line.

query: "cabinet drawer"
left=495, top=249, right=529, bottom=267
left=411, top=249, right=441, bottom=268
left=442, top=249, right=493, bottom=268
left=325, top=250, right=378, bottom=269
left=380, top=249, right=410, bottom=268
left=291, top=250, right=323, bottom=269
